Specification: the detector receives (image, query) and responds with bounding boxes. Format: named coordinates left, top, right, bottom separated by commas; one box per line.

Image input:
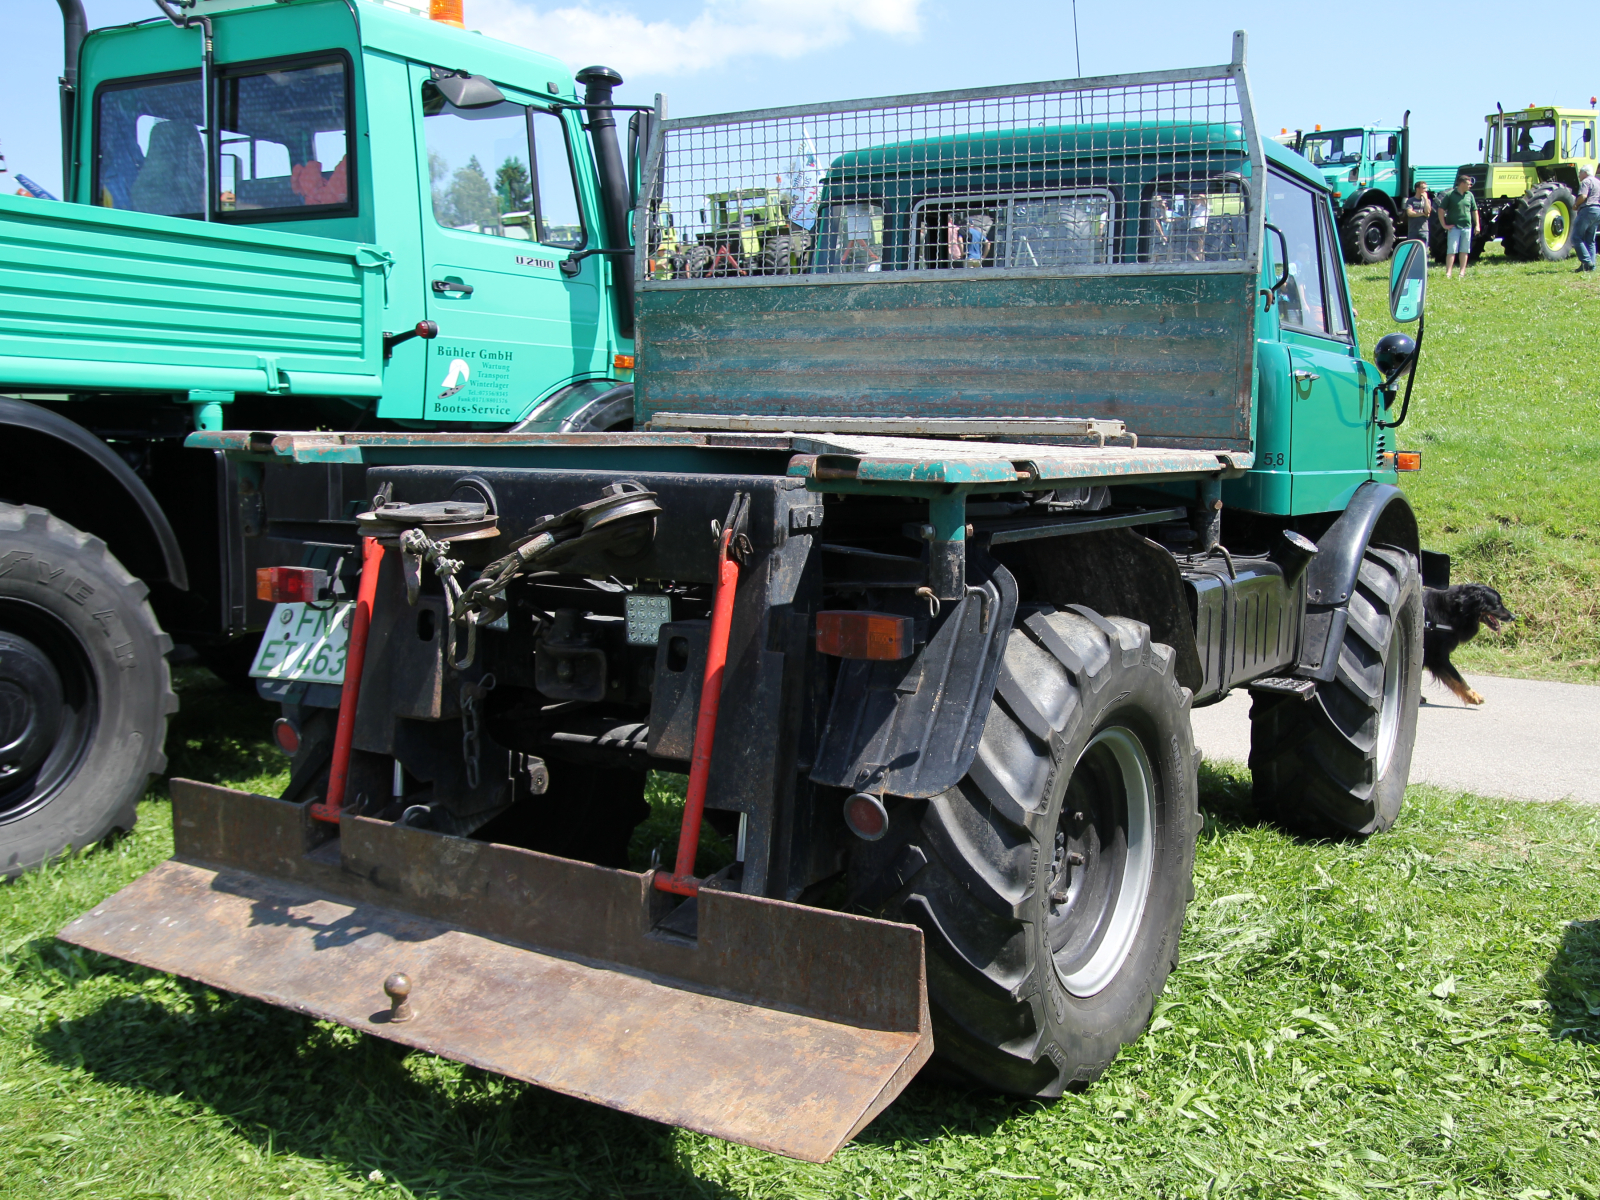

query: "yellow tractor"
left=1447, top=103, right=1598, bottom=261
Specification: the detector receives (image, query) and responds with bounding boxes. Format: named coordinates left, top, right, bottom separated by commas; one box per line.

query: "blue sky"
left=6, top=0, right=1594, bottom=197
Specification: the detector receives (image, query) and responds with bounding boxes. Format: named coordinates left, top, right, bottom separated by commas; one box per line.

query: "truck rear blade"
left=58, top=780, right=932, bottom=1163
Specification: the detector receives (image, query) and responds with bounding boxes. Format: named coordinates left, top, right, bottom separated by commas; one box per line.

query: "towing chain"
left=459, top=673, right=497, bottom=789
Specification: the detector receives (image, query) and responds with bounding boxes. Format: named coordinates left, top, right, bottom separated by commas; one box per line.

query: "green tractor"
left=687, top=187, right=812, bottom=276
left=1445, top=103, right=1598, bottom=262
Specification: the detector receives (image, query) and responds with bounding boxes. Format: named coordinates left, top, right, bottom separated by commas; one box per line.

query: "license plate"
left=249, top=602, right=354, bottom=685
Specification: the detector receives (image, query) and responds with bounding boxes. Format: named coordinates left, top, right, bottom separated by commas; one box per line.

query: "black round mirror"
left=1374, top=332, right=1416, bottom=377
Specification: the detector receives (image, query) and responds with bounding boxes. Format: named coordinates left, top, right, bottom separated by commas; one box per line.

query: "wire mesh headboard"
left=636, top=33, right=1264, bottom=288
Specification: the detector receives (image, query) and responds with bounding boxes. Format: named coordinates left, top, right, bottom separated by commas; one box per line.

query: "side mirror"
left=428, top=70, right=506, bottom=110
left=1389, top=238, right=1427, bottom=322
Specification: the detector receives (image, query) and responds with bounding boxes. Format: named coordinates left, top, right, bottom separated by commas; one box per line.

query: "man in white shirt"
left=1573, top=166, right=1600, bottom=272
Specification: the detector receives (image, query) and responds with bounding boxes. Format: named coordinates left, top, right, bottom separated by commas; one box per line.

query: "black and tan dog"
left=1423, top=583, right=1515, bottom=705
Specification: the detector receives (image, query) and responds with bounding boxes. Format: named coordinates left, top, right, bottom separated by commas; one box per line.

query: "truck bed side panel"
left=637, top=272, right=1256, bottom=451
left=0, top=194, right=385, bottom=397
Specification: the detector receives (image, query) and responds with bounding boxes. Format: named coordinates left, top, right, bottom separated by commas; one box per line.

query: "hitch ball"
left=383, top=973, right=414, bottom=1023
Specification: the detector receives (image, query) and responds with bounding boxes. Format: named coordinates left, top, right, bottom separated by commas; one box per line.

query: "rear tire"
left=1343, top=206, right=1396, bottom=265
left=1512, top=183, right=1576, bottom=260
left=853, top=605, right=1198, bottom=1095
left=0, top=504, right=175, bottom=878
left=1248, top=545, right=1422, bottom=838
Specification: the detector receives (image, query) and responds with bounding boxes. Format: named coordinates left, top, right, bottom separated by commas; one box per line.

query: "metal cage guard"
left=635, top=30, right=1265, bottom=288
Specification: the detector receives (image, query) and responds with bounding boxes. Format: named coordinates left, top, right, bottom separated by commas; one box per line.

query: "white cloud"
left=472, top=0, right=923, bottom=78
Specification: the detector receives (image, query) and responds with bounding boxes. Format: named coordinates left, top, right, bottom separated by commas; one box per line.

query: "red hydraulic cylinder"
left=654, top=526, right=740, bottom=896
left=311, top=536, right=384, bottom=824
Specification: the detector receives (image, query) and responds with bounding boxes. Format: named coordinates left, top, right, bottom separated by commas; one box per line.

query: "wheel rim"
left=1364, top=222, right=1386, bottom=252
left=1375, top=618, right=1405, bottom=781
left=0, top=602, right=99, bottom=825
left=1047, top=726, right=1156, bottom=998
left=1545, top=201, right=1570, bottom=248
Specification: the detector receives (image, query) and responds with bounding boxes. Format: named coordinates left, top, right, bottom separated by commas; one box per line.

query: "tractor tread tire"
left=0, top=503, right=175, bottom=879
left=1248, top=545, right=1422, bottom=839
left=1511, top=182, right=1576, bottom=261
left=856, top=605, right=1199, bottom=1097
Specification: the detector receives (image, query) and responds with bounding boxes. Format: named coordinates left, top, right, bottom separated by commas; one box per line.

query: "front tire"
left=0, top=505, right=175, bottom=878
left=1249, top=545, right=1422, bottom=837
left=853, top=605, right=1198, bottom=1095
left=1343, top=206, right=1396, bottom=264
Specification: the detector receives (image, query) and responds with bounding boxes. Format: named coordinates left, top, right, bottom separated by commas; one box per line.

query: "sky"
left=6, top=0, right=1597, bottom=197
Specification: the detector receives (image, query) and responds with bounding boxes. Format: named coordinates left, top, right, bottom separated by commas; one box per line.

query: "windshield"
left=1500, top=119, right=1557, bottom=162
left=1300, top=131, right=1363, bottom=166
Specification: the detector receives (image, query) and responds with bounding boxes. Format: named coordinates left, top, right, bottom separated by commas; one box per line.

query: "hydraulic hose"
left=152, top=0, right=214, bottom=221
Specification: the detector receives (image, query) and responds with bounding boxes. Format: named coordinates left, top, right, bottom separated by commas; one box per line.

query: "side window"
left=423, top=87, right=585, bottom=247
left=93, top=74, right=203, bottom=216
left=216, top=59, right=351, bottom=215
left=1317, top=201, right=1350, bottom=337
left=1268, top=173, right=1329, bottom=335
left=530, top=110, right=584, bottom=248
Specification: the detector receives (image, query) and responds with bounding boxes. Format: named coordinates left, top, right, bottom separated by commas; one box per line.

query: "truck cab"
left=67, top=0, right=636, bottom=429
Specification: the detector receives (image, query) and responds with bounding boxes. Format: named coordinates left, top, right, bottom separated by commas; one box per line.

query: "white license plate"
left=249, top=602, right=355, bottom=685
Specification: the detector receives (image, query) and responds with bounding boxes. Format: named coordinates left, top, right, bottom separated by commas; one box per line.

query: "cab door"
left=413, top=65, right=605, bottom=423
left=1267, top=169, right=1371, bottom=512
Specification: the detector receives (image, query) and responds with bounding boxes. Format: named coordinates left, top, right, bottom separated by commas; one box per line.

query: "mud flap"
left=59, top=780, right=932, bottom=1163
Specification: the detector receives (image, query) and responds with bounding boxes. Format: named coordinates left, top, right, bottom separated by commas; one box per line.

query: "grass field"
left=1348, top=247, right=1600, bottom=682
left=4, top=671, right=1600, bottom=1199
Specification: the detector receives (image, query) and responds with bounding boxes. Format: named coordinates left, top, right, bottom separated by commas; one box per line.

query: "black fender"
left=0, top=397, right=188, bottom=589
left=1296, top=482, right=1418, bottom=680
left=810, top=557, right=1018, bottom=799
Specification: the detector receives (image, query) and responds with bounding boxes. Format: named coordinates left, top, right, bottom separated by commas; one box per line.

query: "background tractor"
left=689, top=187, right=812, bottom=275
left=1444, top=103, right=1598, bottom=262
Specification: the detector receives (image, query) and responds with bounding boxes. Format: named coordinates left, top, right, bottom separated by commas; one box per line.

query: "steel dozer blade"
left=59, top=780, right=932, bottom=1163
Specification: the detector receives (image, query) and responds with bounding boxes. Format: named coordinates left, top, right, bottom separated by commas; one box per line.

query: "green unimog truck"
left=1295, top=119, right=1459, bottom=263
left=1, top=0, right=654, bottom=876
left=52, top=30, right=1443, bottom=1163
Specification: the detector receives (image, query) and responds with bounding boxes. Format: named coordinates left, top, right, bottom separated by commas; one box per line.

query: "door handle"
left=1292, top=370, right=1321, bottom=382
left=431, top=279, right=474, bottom=296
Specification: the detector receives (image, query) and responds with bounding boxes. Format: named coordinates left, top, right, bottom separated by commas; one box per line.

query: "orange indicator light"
left=1394, top=451, right=1422, bottom=472
left=613, top=353, right=635, bottom=371
left=816, top=611, right=915, bottom=660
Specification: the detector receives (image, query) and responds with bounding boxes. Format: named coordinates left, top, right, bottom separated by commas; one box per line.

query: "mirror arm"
left=1260, top=223, right=1290, bottom=312
left=1378, top=313, right=1424, bottom=430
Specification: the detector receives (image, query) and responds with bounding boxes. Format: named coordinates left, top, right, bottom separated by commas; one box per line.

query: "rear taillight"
left=844, top=792, right=889, bottom=841
left=816, top=611, right=914, bottom=660
left=272, top=718, right=301, bottom=756
left=256, top=566, right=328, bottom=604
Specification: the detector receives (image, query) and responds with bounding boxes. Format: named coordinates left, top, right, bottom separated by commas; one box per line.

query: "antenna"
left=1071, top=0, right=1082, bottom=77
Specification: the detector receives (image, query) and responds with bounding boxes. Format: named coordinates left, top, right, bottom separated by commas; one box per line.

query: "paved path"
left=1189, top=673, right=1600, bottom=804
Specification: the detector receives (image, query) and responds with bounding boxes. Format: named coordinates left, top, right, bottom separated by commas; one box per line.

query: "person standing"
left=1440, top=174, right=1479, bottom=279
left=1573, top=166, right=1600, bottom=272
left=1402, top=181, right=1432, bottom=248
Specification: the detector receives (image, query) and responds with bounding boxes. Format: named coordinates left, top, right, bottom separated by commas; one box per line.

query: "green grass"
left=4, top=670, right=1600, bottom=1198
left=1348, top=246, right=1600, bottom=682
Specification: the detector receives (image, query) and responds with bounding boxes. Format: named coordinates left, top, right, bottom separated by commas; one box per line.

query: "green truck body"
left=0, top=191, right=388, bottom=401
